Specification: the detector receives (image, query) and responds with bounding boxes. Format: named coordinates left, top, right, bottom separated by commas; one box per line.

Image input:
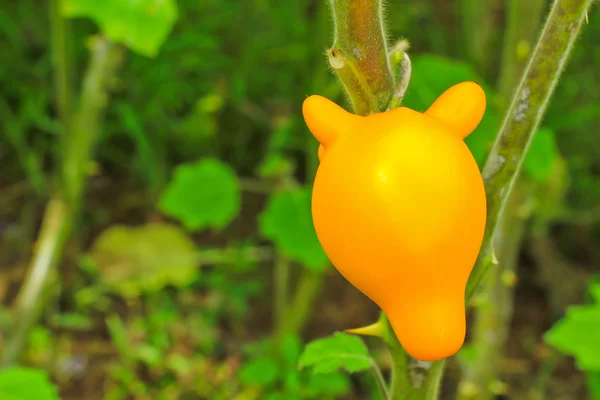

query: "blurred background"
left=0, top=0, right=598, bottom=399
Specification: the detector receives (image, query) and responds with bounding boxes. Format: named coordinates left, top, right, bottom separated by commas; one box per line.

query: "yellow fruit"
left=302, top=82, right=487, bottom=361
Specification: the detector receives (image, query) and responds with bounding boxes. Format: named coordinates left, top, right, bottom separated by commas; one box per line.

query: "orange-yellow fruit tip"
left=302, top=95, right=354, bottom=148
left=425, top=81, right=486, bottom=139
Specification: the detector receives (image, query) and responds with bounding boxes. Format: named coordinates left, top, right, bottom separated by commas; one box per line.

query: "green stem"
left=273, top=255, right=290, bottom=341
left=498, top=0, right=548, bottom=104
left=328, top=0, right=394, bottom=115
left=458, top=185, right=528, bottom=400
left=1, top=198, right=69, bottom=366
left=50, top=0, right=72, bottom=135
left=460, top=0, right=494, bottom=73
left=287, top=269, right=326, bottom=334
left=371, top=361, right=390, bottom=399
left=1, top=38, right=123, bottom=366
left=466, top=0, right=593, bottom=301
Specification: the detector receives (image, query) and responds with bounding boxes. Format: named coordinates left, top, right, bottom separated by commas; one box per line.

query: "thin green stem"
left=371, top=361, right=390, bottom=399
left=460, top=0, right=494, bottom=73
left=273, top=255, right=290, bottom=341
left=1, top=38, right=123, bottom=366
left=458, top=185, right=528, bottom=400
left=50, top=0, right=72, bottom=135
left=1, top=199, right=69, bottom=366
left=498, top=0, right=548, bottom=104
left=287, top=269, right=326, bottom=334
left=466, top=0, right=594, bottom=301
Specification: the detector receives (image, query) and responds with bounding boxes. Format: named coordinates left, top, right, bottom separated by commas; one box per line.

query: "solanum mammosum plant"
left=1, top=0, right=598, bottom=399
left=297, top=0, right=595, bottom=398
left=303, top=82, right=487, bottom=361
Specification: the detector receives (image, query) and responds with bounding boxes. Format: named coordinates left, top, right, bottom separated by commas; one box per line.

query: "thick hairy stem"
left=458, top=185, right=528, bottom=400
left=466, top=0, right=594, bottom=301
left=1, top=38, right=123, bottom=366
left=327, top=0, right=394, bottom=115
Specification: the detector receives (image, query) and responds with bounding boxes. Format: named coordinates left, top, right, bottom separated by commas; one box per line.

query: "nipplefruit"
left=302, top=82, right=487, bottom=361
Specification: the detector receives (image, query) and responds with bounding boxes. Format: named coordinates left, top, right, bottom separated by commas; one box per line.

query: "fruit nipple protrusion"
left=425, top=81, right=486, bottom=139
left=302, top=95, right=359, bottom=150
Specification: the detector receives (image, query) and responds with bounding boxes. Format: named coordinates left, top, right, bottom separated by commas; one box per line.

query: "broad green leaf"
left=402, top=54, right=500, bottom=167
left=298, top=332, right=373, bottom=374
left=259, top=187, right=328, bottom=271
left=544, top=303, right=600, bottom=371
left=0, top=367, right=60, bottom=400
left=239, top=356, right=280, bottom=387
left=90, top=223, right=198, bottom=297
left=523, top=128, right=558, bottom=182
left=159, top=158, right=241, bottom=231
left=61, top=0, right=177, bottom=57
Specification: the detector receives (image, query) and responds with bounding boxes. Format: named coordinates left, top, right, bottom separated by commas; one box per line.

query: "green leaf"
left=298, top=332, right=373, bottom=374
left=544, top=303, right=600, bottom=371
left=0, top=367, right=60, bottom=400
left=304, top=372, right=351, bottom=398
left=90, top=223, right=199, bottom=297
left=60, top=0, right=177, bottom=57
left=259, top=187, right=328, bottom=271
left=159, top=158, right=241, bottom=231
left=587, top=371, right=600, bottom=400
left=402, top=54, right=500, bottom=167
left=523, top=127, right=558, bottom=182
left=239, top=356, right=280, bottom=387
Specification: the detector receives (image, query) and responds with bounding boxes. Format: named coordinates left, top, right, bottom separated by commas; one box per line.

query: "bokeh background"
left=0, top=0, right=599, bottom=399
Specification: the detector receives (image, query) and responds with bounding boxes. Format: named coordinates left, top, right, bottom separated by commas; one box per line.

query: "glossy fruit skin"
left=302, top=82, right=487, bottom=362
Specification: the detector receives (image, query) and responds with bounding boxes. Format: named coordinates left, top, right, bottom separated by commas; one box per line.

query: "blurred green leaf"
left=259, top=187, right=328, bottom=271
left=523, top=128, right=558, bottom=182
left=304, top=372, right=351, bottom=398
left=239, top=356, right=280, bottom=387
left=544, top=283, right=600, bottom=371
left=280, top=335, right=302, bottom=367
left=298, top=332, right=373, bottom=374
left=587, top=371, right=600, bottom=400
left=60, top=0, right=177, bottom=57
left=0, top=367, right=60, bottom=400
left=90, top=224, right=198, bottom=297
left=159, top=158, right=241, bottom=231
left=402, top=54, right=500, bottom=166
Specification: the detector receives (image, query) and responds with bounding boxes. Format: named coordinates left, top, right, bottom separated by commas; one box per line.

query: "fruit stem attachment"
left=327, top=0, right=394, bottom=115
left=466, top=0, right=595, bottom=301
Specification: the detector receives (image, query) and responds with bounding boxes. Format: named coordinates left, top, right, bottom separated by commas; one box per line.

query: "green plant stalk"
left=460, top=0, right=494, bottom=73
left=273, top=255, right=290, bottom=342
left=328, top=0, right=394, bottom=115
left=50, top=0, right=72, bottom=134
left=498, top=0, right=548, bottom=103
left=1, top=37, right=123, bottom=366
left=466, top=0, right=593, bottom=301
left=287, top=269, right=326, bottom=334
left=458, top=185, right=528, bottom=400
left=0, top=100, right=47, bottom=197
left=458, top=1, right=547, bottom=395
